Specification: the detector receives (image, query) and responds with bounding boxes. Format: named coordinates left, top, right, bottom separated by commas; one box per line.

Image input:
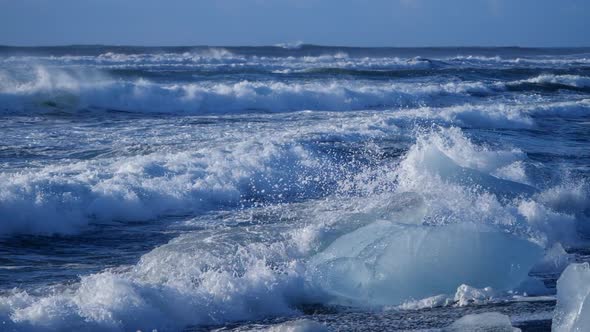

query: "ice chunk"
left=397, top=294, right=454, bottom=310
left=307, top=221, right=542, bottom=306
left=453, top=284, right=495, bottom=307
left=553, top=263, right=590, bottom=332
left=445, top=312, right=520, bottom=332
left=397, top=284, right=498, bottom=310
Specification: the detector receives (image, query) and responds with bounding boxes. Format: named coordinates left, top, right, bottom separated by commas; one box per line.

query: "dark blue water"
left=0, top=46, right=589, bottom=331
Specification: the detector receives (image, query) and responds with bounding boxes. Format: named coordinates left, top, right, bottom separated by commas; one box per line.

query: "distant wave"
left=0, top=53, right=434, bottom=73
left=3, top=51, right=588, bottom=68
left=0, top=66, right=493, bottom=114
left=526, top=74, right=590, bottom=87
left=504, top=75, right=590, bottom=94
left=449, top=55, right=590, bottom=67
left=274, top=41, right=305, bottom=49
left=2, top=66, right=589, bottom=121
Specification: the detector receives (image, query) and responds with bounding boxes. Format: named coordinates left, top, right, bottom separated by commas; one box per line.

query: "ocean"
left=0, top=45, right=589, bottom=331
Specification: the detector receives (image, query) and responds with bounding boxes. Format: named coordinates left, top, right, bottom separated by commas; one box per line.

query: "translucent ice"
left=553, top=263, right=590, bottom=332
left=530, top=243, right=575, bottom=276
left=445, top=312, right=520, bottom=332
left=307, top=221, right=542, bottom=306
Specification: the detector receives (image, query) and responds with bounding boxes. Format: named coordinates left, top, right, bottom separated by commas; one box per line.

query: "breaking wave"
left=0, top=135, right=338, bottom=235
left=0, top=66, right=493, bottom=114
left=0, top=127, right=586, bottom=331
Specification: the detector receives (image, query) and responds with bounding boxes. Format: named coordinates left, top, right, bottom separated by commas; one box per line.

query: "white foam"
left=528, top=99, right=590, bottom=118
left=274, top=41, right=305, bottom=49
left=390, top=103, right=534, bottom=129
left=0, top=215, right=309, bottom=330
left=0, top=107, right=409, bottom=236
left=522, top=74, right=590, bottom=88
left=390, top=99, right=590, bottom=129
left=0, top=52, right=432, bottom=72
left=94, top=48, right=243, bottom=64
left=0, top=136, right=328, bottom=235
left=450, top=55, right=590, bottom=67
left=392, top=128, right=583, bottom=245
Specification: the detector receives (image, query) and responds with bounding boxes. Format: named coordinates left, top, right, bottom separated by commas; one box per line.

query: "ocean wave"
left=1, top=127, right=585, bottom=330
left=4, top=52, right=588, bottom=68
left=0, top=140, right=330, bottom=235
left=523, top=74, right=590, bottom=87
left=2, top=50, right=588, bottom=86
left=450, top=55, right=590, bottom=67
left=96, top=48, right=243, bottom=64
left=0, top=111, right=401, bottom=236
left=389, top=99, right=590, bottom=129
left=1, top=96, right=586, bottom=237
left=274, top=41, right=305, bottom=49
left=0, top=52, right=432, bottom=72
left=504, top=74, right=590, bottom=93
left=0, top=48, right=245, bottom=65
left=333, top=127, right=584, bottom=245
left=391, top=103, right=536, bottom=129
left=0, top=66, right=493, bottom=114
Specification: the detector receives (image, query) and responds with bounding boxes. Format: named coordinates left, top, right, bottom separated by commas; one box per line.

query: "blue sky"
left=0, top=0, right=588, bottom=47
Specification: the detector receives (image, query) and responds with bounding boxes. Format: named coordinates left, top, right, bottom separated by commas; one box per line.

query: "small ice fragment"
left=445, top=312, right=520, bottom=332
left=453, top=284, right=495, bottom=307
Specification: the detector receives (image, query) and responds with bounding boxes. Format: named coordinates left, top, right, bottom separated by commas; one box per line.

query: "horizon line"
left=1, top=43, right=590, bottom=49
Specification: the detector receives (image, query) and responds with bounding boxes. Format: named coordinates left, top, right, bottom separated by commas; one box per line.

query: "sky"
left=0, top=0, right=589, bottom=47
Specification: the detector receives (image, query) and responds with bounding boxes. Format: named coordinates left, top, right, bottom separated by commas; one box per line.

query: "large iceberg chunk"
left=306, top=221, right=542, bottom=306
left=553, top=263, right=590, bottom=332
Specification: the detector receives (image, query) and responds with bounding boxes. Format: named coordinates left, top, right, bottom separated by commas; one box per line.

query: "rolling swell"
left=2, top=67, right=589, bottom=115
left=1, top=46, right=590, bottom=115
